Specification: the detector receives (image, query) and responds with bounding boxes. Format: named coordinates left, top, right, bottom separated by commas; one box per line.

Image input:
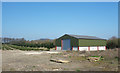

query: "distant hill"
left=38, top=38, right=50, bottom=40
left=33, top=38, right=55, bottom=43
left=35, top=38, right=54, bottom=41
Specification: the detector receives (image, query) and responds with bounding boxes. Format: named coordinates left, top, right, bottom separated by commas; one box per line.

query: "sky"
left=2, top=2, right=118, bottom=40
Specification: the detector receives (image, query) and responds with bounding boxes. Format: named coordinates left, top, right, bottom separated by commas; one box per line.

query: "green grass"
left=32, top=66, right=36, bottom=68
left=69, top=56, right=71, bottom=58
left=76, top=69, right=80, bottom=72
left=2, top=44, right=13, bottom=50
left=50, top=56, right=52, bottom=58
left=7, top=44, right=49, bottom=51
left=114, top=56, right=119, bottom=60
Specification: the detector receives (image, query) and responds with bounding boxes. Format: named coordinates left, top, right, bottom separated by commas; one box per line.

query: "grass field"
left=1, top=44, right=51, bottom=51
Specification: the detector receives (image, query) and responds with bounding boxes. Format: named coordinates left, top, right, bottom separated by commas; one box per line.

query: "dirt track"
left=2, top=49, right=118, bottom=71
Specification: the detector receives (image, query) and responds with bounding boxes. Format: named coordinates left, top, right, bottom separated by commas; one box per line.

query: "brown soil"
left=2, top=49, right=118, bottom=71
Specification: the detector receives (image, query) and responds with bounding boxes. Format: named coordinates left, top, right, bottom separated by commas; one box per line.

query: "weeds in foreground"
left=76, top=69, right=80, bottom=72
left=32, top=66, right=36, bottom=68
left=69, top=56, right=71, bottom=58
left=114, top=56, right=119, bottom=60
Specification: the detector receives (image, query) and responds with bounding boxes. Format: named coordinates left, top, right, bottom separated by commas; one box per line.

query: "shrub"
left=76, top=69, right=80, bottom=72
left=114, top=56, right=119, bottom=60
left=106, top=37, right=119, bottom=49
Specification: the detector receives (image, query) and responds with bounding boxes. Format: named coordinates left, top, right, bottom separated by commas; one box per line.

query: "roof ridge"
left=67, top=34, right=98, bottom=37
left=65, top=34, right=105, bottom=40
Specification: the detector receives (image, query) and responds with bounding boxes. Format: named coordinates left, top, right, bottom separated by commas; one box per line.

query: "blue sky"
left=2, top=2, right=118, bottom=40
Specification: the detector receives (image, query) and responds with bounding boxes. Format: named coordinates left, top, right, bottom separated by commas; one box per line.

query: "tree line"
left=2, top=38, right=55, bottom=49
left=1, top=36, right=120, bottom=49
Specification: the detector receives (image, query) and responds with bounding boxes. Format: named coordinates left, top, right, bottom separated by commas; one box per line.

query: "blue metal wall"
left=62, top=39, right=71, bottom=50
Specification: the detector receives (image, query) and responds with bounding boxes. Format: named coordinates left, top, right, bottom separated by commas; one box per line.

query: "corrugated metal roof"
left=66, top=34, right=106, bottom=40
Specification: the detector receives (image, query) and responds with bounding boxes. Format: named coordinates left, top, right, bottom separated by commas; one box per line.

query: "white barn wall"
left=90, top=46, right=98, bottom=51
left=79, top=47, right=88, bottom=51
left=79, top=46, right=106, bottom=51
left=72, top=47, right=78, bottom=51
left=99, top=46, right=106, bottom=50
left=56, top=46, right=106, bottom=51
left=56, top=46, right=61, bottom=50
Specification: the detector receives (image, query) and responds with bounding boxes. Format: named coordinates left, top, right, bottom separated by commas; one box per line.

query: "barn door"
left=62, top=39, right=71, bottom=50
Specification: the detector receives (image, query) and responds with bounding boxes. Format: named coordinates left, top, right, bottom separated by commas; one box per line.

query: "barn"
left=55, top=34, right=107, bottom=51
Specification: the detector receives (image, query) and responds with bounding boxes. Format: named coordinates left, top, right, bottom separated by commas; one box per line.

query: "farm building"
left=55, top=34, right=107, bottom=51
